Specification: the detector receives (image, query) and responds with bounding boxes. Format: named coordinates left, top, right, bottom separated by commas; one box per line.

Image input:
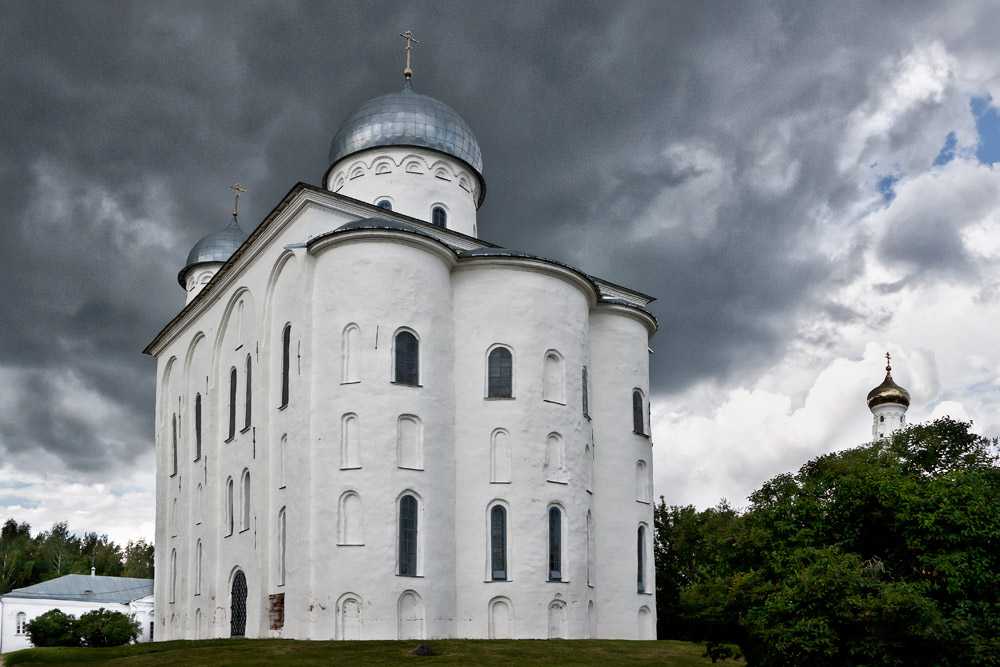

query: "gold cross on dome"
left=885, top=351, right=892, bottom=372
left=400, top=30, right=420, bottom=80
left=230, top=183, right=247, bottom=219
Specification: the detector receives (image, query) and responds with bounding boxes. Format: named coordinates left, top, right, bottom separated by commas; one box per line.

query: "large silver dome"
left=328, top=82, right=484, bottom=184
left=178, top=218, right=247, bottom=286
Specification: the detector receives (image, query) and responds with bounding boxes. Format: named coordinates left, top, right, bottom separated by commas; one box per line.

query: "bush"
left=24, top=608, right=79, bottom=647
left=76, top=608, right=140, bottom=647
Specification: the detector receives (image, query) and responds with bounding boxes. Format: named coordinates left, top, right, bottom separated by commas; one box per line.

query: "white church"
left=144, top=41, right=658, bottom=641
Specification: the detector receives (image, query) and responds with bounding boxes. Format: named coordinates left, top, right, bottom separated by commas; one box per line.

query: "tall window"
left=244, top=354, right=252, bottom=430
left=487, top=347, right=513, bottom=398
left=543, top=350, right=565, bottom=403
left=195, top=539, right=202, bottom=595
left=586, top=510, right=594, bottom=586
left=279, top=434, right=288, bottom=487
left=394, top=330, right=419, bottom=386
left=398, top=494, right=418, bottom=576
left=169, top=548, right=177, bottom=603
left=636, top=460, right=651, bottom=502
left=432, top=206, right=446, bottom=228
left=241, top=470, right=251, bottom=531
left=581, top=366, right=589, bottom=417
left=171, top=413, right=178, bottom=476
left=632, top=389, right=645, bottom=435
left=490, top=505, right=507, bottom=581
left=342, top=324, right=360, bottom=383
left=548, top=507, right=562, bottom=581
left=341, top=414, right=360, bottom=469
left=226, top=477, right=234, bottom=536
left=228, top=368, right=237, bottom=440
left=637, top=525, right=647, bottom=593
left=280, top=324, right=291, bottom=408
left=196, top=484, right=203, bottom=525
left=194, top=393, right=202, bottom=460
left=16, top=612, right=26, bottom=635
left=339, top=491, right=363, bottom=545
left=277, top=507, right=287, bottom=586
left=490, top=428, right=511, bottom=483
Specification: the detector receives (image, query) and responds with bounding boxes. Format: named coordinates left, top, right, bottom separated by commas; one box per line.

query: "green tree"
left=24, top=608, right=79, bottom=647
left=76, top=607, right=140, bottom=647
left=121, top=539, right=154, bottom=579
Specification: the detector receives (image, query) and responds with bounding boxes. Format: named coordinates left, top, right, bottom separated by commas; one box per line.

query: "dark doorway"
left=231, top=570, right=247, bottom=637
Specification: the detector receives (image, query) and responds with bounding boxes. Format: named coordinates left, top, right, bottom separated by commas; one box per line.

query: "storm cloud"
left=2, top=1, right=999, bottom=538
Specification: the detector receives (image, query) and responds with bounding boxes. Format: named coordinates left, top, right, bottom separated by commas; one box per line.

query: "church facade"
left=145, top=64, right=658, bottom=641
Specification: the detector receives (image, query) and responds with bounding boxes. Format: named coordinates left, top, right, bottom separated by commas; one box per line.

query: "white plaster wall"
left=0, top=597, right=148, bottom=653
left=326, top=147, right=480, bottom=237
left=152, top=194, right=655, bottom=642
left=588, top=308, right=657, bottom=639
left=184, top=263, right=222, bottom=304
left=872, top=403, right=907, bottom=440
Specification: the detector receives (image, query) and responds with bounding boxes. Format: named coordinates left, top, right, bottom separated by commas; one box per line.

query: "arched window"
left=581, top=366, right=589, bottom=417
left=194, top=393, right=202, bottom=460
left=394, top=330, right=419, bottom=385
left=636, top=460, right=650, bottom=502
left=169, top=548, right=177, bottom=603
left=195, top=539, right=202, bottom=595
left=490, top=505, right=508, bottom=581
left=543, top=350, right=565, bottom=403
left=15, top=611, right=26, bottom=635
left=548, top=506, right=562, bottom=581
left=280, top=324, right=291, bottom=408
left=226, top=477, right=234, bottom=536
left=637, top=525, right=647, bottom=593
left=632, top=389, right=645, bottom=435
left=398, top=494, right=418, bottom=576
left=244, top=354, right=252, bottom=430
left=587, top=510, right=594, bottom=586
left=487, top=347, right=513, bottom=398
left=490, top=429, right=511, bottom=483
left=241, top=470, right=251, bottom=531
left=547, top=599, right=567, bottom=639
left=397, top=415, right=423, bottom=469
left=227, top=367, right=237, bottom=440
left=339, top=492, right=363, bottom=545
left=431, top=206, right=446, bottom=228
left=195, top=484, right=203, bottom=525
left=342, top=324, right=360, bottom=383
left=171, top=498, right=178, bottom=536
left=376, top=198, right=392, bottom=210
left=171, top=413, right=178, bottom=475
left=277, top=507, right=287, bottom=586
left=489, top=597, right=512, bottom=639
left=279, top=434, right=287, bottom=487
left=341, top=413, right=361, bottom=469
left=545, top=433, right=565, bottom=482
left=397, top=590, right=425, bottom=640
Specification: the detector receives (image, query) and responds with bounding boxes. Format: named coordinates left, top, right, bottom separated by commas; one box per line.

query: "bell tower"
left=866, top=353, right=910, bottom=440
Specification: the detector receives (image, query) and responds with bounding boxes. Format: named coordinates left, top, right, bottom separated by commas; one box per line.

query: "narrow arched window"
left=228, top=367, right=237, bottom=440
left=339, top=491, right=363, bottom=545
left=636, top=460, right=650, bottom=502
left=341, top=414, right=360, bottom=468
left=397, top=415, right=423, bottom=469
left=226, top=477, right=234, bottom=536
left=169, top=548, right=177, bottom=603
left=490, top=429, right=511, bottom=483
left=195, top=539, right=202, bottom=595
left=637, top=525, right=647, bottom=593
left=545, top=433, right=564, bottom=481
left=15, top=611, right=26, bottom=635
left=244, top=354, right=252, bottom=430
left=342, top=324, right=359, bottom=383
left=171, top=413, right=178, bottom=475
left=581, top=366, right=589, bottom=417
left=632, top=389, right=645, bottom=435
left=279, top=434, right=288, bottom=487
left=277, top=507, right=287, bottom=586
left=487, top=347, right=513, bottom=398
left=376, top=198, right=392, bottom=210
left=543, top=351, right=565, bottom=403
left=586, top=510, right=594, bottom=586
left=171, top=498, right=178, bottom=536
left=399, top=494, right=418, bottom=576
left=241, top=470, right=251, bottom=531
left=394, top=330, right=419, bottom=386
left=490, top=505, right=507, bottom=581
left=194, top=393, right=202, bottom=460
left=548, top=507, right=562, bottom=581
left=280, top=324, right=291, bottom=408
left=432, top=206, right=447, bottom=228
left=196, top=484, right=203, bottom=525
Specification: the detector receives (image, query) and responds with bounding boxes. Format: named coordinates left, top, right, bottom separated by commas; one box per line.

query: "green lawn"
left=3, top=638, right=725, bottom=666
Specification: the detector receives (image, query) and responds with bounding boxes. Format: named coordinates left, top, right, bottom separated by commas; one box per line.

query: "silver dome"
left=328, top=82, right=484, bottom=190
left=178, top=217, right=247, bottom=286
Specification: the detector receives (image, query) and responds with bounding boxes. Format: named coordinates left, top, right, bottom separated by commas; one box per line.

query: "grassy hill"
left=3, top=638, right=725, bottom=666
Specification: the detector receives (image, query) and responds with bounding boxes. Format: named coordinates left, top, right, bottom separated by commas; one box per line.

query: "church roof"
left=867, top=368, right=910, bottom=410
left=327, top=82, right=485, bottom=204
left=3, top=574, right=153, bottom=604
left=179, top=217, right=247, bottom=286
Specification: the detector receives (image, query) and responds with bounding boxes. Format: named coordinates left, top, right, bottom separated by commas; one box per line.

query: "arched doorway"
left=230, top=570, right=247, bottom=637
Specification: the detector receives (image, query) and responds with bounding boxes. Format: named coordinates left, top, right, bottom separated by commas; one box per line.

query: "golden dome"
left=867, top=354, right=910, bottom=410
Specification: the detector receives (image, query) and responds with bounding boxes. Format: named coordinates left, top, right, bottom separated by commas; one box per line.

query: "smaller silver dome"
left=178, top=218, right=247, bottom=286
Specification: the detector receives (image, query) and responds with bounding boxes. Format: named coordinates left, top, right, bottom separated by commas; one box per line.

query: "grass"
left=3, top=638, right=724, bottom=666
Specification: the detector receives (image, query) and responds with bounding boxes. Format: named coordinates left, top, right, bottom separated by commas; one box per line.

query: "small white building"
left=0, top=573, right=154, bottom=653
left=146, top=55, right=658, bottom=641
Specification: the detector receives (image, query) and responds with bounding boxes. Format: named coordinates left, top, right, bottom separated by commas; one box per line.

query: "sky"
left=1, top=1, right=999, bottom=544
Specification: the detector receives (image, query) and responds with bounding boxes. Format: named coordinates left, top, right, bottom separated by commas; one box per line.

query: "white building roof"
left=3, top=575, right=153, bottom=604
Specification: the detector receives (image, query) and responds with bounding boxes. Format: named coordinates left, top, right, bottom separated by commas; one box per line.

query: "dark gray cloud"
left=1, top=0, right=997, bottom=475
